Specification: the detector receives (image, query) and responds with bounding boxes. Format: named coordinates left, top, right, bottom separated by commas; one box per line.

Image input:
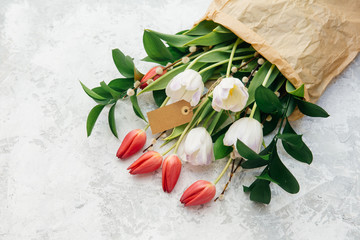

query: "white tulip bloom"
left=212, top=77, right=249, bottom=112
left=178, top=127, right=214, bottom=165
left=223, top=117, right=263, bottom=157
left=165, top=69, right=204, bottom=106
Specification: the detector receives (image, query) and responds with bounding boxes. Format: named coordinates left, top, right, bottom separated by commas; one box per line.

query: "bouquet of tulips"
left=81, top=20, right=329, bottom=206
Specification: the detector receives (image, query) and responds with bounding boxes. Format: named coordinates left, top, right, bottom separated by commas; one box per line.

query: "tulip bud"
left=212, top=77, right=249, bottom=112
left=178, top=127, right=214, bottom=165
left=223, top=117, right=263, bottom=157
left=140, top=66, right=167, bottom=89
left=127, top=151, right=162, bottom=175
left=180, top=180, right=216, bottom=207
left=162, top=154, right=182, bottom=193
left=165, top=69, right=204, bottom=106
left=116, top=129, right=146, bottom=159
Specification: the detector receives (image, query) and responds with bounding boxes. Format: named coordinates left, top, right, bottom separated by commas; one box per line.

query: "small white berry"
left=257, top=58, right=265, bottom=65
left=266, top=115, right=272, bottom=121
left=246, top=108, right=252, bottom=114
left=230, top=151, right=236, bottom=159
left=127, top=88, right=135, bottom=96
left=182, top=56, right=190, bottom=64
left=155, top=67, right=163, bottom=75
left=275, top=91, right=280, bottom=97
left=134, top=81, right=140, bottom=88
left=218, top=194, right=225, bottom=201
left=254, top=70, right=258, bottom=74
left=146, top=79, right=154, bottom=85
left=242, top=76, right=249, bottom=83
left=151, top=138, right=157, bottom=145
left=231, top=66, right=238, bottom=73
left=161, top=133, right=167, bottom=138
left=189, top=46, right=197, bottom=53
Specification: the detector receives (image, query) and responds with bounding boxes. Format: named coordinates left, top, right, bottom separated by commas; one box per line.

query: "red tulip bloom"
left=180, top=180, right=216, bottom=207
left=140, top=66, right=167, bottom=89
left=162, top=154, right=182, bottom=193
left=127, top=151, right=162, bottom=175
left=116, top=129, right=146, bottom=159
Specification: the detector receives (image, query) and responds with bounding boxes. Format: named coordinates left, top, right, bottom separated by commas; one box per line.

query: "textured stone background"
left=1, top=0, right=360, bottom=239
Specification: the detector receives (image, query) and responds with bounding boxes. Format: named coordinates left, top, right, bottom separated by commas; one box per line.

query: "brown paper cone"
left=197, top=0, right=360, bottom=119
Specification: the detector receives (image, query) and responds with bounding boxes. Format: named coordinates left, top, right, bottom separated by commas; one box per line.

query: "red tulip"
left=162, top=154, right=182, bottom=193
left=127, top=151, right=162, bottom=175
left=116, top=129, right=146, bottom=159
left=140, top=66, right=167, bottom=89
left=180, top=180, right=216, bottom=207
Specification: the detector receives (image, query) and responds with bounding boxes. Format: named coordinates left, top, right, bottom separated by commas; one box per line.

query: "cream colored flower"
left=212, top=77, right=249, bottom=112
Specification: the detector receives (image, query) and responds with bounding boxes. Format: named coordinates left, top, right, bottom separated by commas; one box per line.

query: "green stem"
left=249, top=64, right=275, bottom=119
left=199, top=55, right=254, bottom=75
left=186, top=46, right=232, bottom=70
left=226, top=38, right=242, bottom=77
left=213, top=157, right=233, bottom=185
left=160, top=96, right=170, bottom=107
left=203, top=110, right=216, bottom=127
left=161, top=143, right=176, bottom=156
left=143, top=124, right=150, bottom=131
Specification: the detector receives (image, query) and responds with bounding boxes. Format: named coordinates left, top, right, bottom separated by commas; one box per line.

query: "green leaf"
left=80, top=81, right=107, bottom=101
left=130, top=90, right=147, bottom=122
left=244, top=179, right=271, bottom=204
left=138, top=64, right=186, bottom=94
left=86, top=104, right=106, bottom=137
left=241, top=155, right=269, bottom=169
left=108, top=103, right=118, bottom=138
left=262, top=114, right=280, bottom=136
left=112, top=49, right=135, bottom=78
left=297, top=99, right=329, bottom=118
left=164, top=124, right=186, bottom=141
left=278, top=131, right=313, bottom=164
left=286, top=81, right=304, bottom=97
left=153, top=89, right=167, bottom=107
left=197, top=100, right=213, bottom=124
left=184, top=32, right=237, bottom=46
left=256, top=171, right=280, bottom=185
left=108, top=78, right=134, bottom=92
left=268, top=147, right=300, bottom=194
left=141, top=55, right=167, bottom=65
left=200, top=66, right=215, bottom=83
left=246, top=62, right=280, bottom=107
left=143, top=30, right=173, bottom=61
left=236, top=138, right=268, bottom=162
left=184, top=20, right=218, bottom=36
left=283, top=119, right=296, bottom=134
left=255, top=85, right=283, bottom=113
left=283, top=95, right=296, bottom=117
left=207, top=110, right=224, bottom=135
left=145, top=29, right=195, bottom=48
left=100, top=81, right=122, bottom=99
left=250, top=180, right=271, bottom=204
left=213, top=134, right=233, bottom=160
left=213, top=25, right=232, bottom=34
left=91, top=87, right=112, bottom=99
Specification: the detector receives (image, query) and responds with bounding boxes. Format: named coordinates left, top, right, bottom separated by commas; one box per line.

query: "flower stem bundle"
left=81, top=20, right=329, bottom=207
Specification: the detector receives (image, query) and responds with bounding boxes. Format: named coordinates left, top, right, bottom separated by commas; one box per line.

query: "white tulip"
left=223, top=117, right=263, bottom=157
left=165, top=69, right=204, bottom=106
left=212, top=77, right=249, bottom=112
left=178, top=127, right=214, bottom=165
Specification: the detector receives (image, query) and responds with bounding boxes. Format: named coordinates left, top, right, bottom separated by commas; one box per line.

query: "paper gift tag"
left=147, top=100, right=193, bottom=134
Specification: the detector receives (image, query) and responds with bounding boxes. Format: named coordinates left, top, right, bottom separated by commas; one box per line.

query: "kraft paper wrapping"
left=198, top=0, right=360, bottom=119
